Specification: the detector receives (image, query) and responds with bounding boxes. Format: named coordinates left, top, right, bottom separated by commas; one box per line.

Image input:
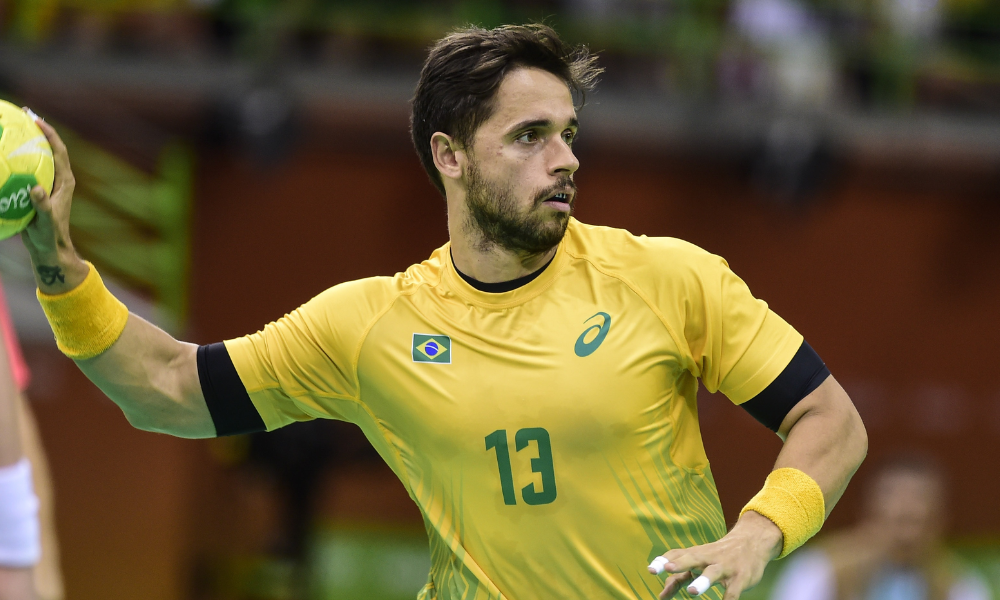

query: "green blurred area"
left=743, top=541, right=1000, bottom=600
left=220, top=527, right=1000, bottom=600
left=62, top=132, right=193, bottom=334
left=3, top=0, right=999, bottom=111
left=308, top=525, right=430, bottom=600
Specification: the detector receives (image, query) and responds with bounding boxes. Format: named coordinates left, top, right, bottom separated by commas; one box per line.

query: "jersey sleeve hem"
left=223, top=337, right=288, bottom=431
left=724, top=316, right=804, bottom=405
left=197, top=343, right=267, bottom=436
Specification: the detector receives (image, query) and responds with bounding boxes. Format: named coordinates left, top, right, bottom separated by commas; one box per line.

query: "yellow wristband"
left=36, top=262, right=129, bottom=360
left=740, top=467, right=825, bottom=559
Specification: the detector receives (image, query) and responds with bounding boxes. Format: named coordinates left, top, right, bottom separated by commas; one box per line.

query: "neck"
left=446, top=194, right=559, bottom=283
left=449, top=222, right=557, bottom=283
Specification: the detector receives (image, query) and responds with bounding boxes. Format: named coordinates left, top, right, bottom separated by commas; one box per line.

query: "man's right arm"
left=77, top=314, right=211, bottom=438
left=22, top=117, right=214, bottom=439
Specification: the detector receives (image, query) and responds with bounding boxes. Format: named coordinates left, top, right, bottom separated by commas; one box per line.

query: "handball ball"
left=0, top=100, right=54, bottom=240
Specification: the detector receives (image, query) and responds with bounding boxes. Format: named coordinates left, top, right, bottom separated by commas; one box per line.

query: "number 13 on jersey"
left=485, top=428, right=558, bottom=506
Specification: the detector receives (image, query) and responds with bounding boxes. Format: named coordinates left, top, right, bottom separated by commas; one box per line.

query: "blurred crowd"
left=772, top=457, right=991, bottom=600
left=0, top=0, right=997, bottom=114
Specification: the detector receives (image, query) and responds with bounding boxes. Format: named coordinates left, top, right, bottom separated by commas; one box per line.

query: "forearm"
left=75, top=315, right=213, bottom=439
left=0, top=568, right=34, bottom=600
left=0, top=325, right=23, bottom=467
left=29, top=250, right=212, bottom=438
left=0, top=397, right=22, bottom=467
left=774, top=376, right=868, bottom=517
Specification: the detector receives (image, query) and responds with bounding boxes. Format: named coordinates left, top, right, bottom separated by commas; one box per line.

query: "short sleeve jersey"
left=225, top=219, right=804, bottom=600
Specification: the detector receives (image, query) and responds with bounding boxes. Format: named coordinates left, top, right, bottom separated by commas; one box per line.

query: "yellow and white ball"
left=0, top=100, right=54, bottom=240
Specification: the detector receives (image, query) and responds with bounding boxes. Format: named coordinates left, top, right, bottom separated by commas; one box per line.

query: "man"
left=20, top=24, right=867, bottom=600
left=770, top=457, right=990, bottom=600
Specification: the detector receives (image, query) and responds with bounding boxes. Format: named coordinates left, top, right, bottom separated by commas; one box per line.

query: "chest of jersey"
left=363, top=278, right=682, bottom=449
left=352, top=274, right=723, bottom=599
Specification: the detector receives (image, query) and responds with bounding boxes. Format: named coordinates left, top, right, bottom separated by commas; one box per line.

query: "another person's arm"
left=20, top=119, right=211, bottom=439
left=0, top=319, right=37, bottom=600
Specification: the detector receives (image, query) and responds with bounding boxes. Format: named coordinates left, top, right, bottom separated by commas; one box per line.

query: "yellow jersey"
left=224, top=218, right=803, bottom=600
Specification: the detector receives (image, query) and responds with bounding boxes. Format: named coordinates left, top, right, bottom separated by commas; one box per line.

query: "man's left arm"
left=655, top=375, right=867, bottom=600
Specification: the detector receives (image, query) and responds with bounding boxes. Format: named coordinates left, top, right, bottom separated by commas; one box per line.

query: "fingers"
left=22, top=110, right=74, bottom=195
left=650, top=547, right=751, bottom=599
left=686, top=563, right=725, bottom=596
left=658, top=571, right=692, bottom=600
left=29, top=186, right=49, bottom=212
left=721, top=575, right=749, bottom=600
left=648, top=556, right=669, bottom=574
left=688, top=574, right=713, bottom=595
left=658, top=548, right=708, bottom=574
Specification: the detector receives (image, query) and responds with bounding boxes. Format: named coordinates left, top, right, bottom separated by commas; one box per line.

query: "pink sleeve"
left=0, top=278, right=30, bottom=391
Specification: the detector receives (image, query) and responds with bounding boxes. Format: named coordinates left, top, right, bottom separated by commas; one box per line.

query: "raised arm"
left=20, top=117, right=212, bottom=439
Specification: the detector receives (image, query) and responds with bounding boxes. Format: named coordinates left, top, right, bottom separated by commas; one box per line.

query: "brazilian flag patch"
left=412, top=334, right=451, bottom=364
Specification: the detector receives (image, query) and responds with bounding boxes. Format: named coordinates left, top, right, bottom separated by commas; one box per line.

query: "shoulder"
left=563, top=219, right=730, bottom=295
left=301, top=243, right=449, bottom=328
left=565, top=219, right=725, bottom=277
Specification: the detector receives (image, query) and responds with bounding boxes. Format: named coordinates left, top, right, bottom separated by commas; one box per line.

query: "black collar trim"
left=451, top=250, right=555, bottom=294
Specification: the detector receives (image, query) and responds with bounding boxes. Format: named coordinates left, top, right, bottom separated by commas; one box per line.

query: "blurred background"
left=0, top=0, right=999, bottom=598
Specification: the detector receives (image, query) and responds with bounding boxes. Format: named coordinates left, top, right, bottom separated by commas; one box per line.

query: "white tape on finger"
left=647, top=556, right=669, bottom=574
left=688, top=575, right=711, bottom=595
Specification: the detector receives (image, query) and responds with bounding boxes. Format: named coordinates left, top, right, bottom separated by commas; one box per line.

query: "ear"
left=430, top=132, right=464, bottom=182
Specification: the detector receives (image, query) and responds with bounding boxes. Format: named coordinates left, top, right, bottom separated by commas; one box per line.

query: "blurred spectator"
left=881, top=0, right=941, bottom=41
left=730, top=0, right=837, bottom=108
left=872, top=0, right=942, bottom=105
left=770, top=456, right=990, bottom=600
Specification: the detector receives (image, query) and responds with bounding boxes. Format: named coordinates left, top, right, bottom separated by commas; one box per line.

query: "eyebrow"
left=508, top=117, right=580, bottom=134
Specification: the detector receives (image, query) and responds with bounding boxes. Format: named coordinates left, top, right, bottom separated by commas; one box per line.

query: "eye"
left=516, top=130, right=538, bottom=143
left=563, top=130, right=577, bottom=145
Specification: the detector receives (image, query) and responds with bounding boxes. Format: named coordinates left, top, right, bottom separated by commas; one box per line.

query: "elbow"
left=119, top=406, right=209, bottom=439
left=847, top=403, right=869, bottom=471
left=121, top=408, right=160, bottom=434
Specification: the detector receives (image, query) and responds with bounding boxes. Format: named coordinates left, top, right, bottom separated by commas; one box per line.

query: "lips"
left=540, top=187, right=575, bottom=206
left=542, top=191, right=573, bottom=214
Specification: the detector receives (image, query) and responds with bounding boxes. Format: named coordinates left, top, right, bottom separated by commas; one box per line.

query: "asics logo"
left=574, top=312, right=611, bottom=357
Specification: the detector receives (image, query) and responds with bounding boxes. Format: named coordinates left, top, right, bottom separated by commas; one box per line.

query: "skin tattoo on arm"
left=36, top=265, right=65, bottom=286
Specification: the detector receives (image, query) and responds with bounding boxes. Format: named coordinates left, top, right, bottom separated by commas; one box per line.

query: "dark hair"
left=410, top=23, right=601, bottom=195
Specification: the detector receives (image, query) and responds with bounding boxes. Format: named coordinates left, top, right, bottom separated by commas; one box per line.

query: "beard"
left=464, top=159, right=576, bottom=256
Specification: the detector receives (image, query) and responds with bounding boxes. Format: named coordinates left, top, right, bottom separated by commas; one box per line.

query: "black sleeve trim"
left=740, top=341, right=830, bottom=432
left=197, top=343, right=266, bottom=437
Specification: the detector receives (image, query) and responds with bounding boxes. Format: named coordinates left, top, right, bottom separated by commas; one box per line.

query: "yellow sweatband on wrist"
left=36, top=262, right=129, bottom=360
left=740, top=467, right=825, bottom=559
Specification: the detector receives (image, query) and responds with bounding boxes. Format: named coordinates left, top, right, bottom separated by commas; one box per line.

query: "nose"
left=549, top=136, right=579, bottom=177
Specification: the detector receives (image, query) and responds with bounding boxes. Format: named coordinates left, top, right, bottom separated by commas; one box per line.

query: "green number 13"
left=484, top=428, right=557, bottom=506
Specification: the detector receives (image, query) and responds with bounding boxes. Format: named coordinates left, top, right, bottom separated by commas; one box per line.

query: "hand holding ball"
left=0, top=100, right=54, bottom=240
